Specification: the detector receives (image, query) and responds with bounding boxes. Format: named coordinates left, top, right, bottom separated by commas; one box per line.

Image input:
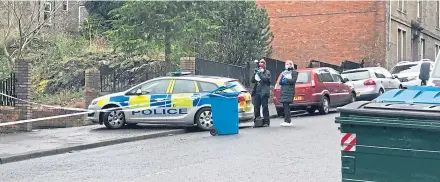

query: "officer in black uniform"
left=251, top=59, right=271, bottom=127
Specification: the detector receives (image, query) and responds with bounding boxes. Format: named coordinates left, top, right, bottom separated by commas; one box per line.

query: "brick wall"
left=257, top=1, right=387, bottom=68
left=180, top=57, right=196, bottom=74
left=0, top=108, right=85, bottom=133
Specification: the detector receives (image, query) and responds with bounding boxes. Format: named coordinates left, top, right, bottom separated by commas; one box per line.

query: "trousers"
left=282, top=102, right=292, bottom=123
left=253, top=94, right=269, bottom=120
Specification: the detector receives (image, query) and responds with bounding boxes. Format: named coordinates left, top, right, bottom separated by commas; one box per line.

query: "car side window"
left=373, top=69, right=386, bottom=78
left=328, top=69, right=342, bottom=82
left=172, top=79, right=197, bottom=93
left=198, top=81, right=218, bottom=92
left=380, top=68, right=393, bottom=78
left=139, top=79, right=171, bottom=94
left=318, top=70, right=334, bottom=82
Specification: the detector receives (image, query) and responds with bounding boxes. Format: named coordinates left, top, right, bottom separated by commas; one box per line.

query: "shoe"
left=263, top=119, right=270, bottom=127
left=280, top=122, right=293, bottom=127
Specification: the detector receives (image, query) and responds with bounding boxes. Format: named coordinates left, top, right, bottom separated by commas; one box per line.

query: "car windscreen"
left=341, top=70, right=371, bottom=81
left=225, top=80, right=248, bottom=92
left=296, top=71, right=311, bottom=84
left=391, top=64, right=419, bottom=74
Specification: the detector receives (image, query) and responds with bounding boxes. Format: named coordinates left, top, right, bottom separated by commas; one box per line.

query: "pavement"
left=0, top=104, right=281, bottom=164
left=0, top=112, right=341, bottom=182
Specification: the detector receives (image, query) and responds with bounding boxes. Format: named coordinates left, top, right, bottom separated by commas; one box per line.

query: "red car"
left=273, top=67, right=356, bottom=116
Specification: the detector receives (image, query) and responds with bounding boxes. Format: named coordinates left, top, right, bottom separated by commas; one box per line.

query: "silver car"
left=341, top=67, right=401, bottom=101
left=87, top=75, right=254, bottom=130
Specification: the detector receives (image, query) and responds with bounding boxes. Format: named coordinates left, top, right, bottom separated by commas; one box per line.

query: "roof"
left=341, top=67, right=378, bottom=73
left=152, top=75, right=237, bottom=83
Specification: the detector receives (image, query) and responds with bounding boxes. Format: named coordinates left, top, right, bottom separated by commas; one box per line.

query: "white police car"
left=87, top=72, right=254, bottom=130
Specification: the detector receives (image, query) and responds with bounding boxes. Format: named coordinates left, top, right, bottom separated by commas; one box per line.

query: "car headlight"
left=91, top=99, right=99, bottom=105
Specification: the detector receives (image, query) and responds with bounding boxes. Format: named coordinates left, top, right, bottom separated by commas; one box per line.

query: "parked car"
left=273, top=67, right=356, bottom=116
left=391, top=60, right=434, bottom=88
left=87, top=73, right=254, bottom=130
left=425, top=52, right=440, bottom=86
left=341, top=67, right=402, bottom=101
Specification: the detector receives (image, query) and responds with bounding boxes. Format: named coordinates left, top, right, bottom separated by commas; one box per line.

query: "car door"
left=380, top=68, right=400, bottom=89
left=126, top=79, right=172, bottom=122
left=168, top=79, right=200, bottom=122
left=373, top=68, right=389, bottom=91
left=317, top=69, right=340, bottom=105
left=329, top=68, right=351, bottom=104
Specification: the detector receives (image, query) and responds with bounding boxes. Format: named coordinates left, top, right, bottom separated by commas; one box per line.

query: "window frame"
left=171, top=79, right=199, bottom=94
left=43, top=1, right=53, bottom=25
left=420, top=38, right=425, bottom=60
left=379, top=68, right=393, bottom=79
left=197, top=81, right=218, bottom=93
left=62, top=0, right=68, bottom=11
left=328, top=68, right=342, bottom=82
left=417, top=0, right=422, bottom=19
left=373, top=68, right=386, bottom=78
left=317, top=69, right=335, bottom=83
left=126, top=79, right=171, bottom=95
left=397, top=28, right=407, bottom=62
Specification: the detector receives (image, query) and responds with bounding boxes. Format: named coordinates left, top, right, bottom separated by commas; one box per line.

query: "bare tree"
left=0, top=1, right=63, bottom=70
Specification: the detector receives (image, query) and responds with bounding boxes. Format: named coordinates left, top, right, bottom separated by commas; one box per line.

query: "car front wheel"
left=103, top=109, right=126, bottom=129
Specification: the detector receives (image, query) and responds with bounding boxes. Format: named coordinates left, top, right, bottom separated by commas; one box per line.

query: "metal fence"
left=195, top=57, right=288, bottom=87
left=0, top=73, right=15, bottom=106
left=307, top=60, right=363, bottom=73
left=100, top=61, right=177, bottom=93
left=195, top=58, right=251, bottom=87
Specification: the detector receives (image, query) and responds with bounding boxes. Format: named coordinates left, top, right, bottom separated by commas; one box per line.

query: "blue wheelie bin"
left=207, top=85, right=241, bottom=136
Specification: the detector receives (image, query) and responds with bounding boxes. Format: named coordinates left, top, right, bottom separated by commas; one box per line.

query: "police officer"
left=251, top=59, right=271, bottom=127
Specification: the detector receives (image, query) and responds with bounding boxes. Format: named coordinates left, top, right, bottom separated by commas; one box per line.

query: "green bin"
left=336, top=101, right=440, bottom=182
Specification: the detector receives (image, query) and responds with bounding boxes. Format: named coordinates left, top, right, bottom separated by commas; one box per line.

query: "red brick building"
left=257, top=1, right=387, bottom=68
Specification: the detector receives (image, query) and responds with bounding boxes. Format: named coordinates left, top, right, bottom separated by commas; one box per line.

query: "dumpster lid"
left=338, top=101, right=440, bottom=120
left=374, top=86, right=440, bottom=105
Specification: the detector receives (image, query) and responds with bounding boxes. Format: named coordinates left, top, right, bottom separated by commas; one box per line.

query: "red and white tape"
left=0, top=92, right=234, bottom=127
left=341, top=133, right=356, bottom=152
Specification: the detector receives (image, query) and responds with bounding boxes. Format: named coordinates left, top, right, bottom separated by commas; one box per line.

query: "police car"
left=87, top=72, right=254, bottom=130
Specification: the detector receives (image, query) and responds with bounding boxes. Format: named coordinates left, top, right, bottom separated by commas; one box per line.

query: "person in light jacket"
left=279, top=60, right=298, bottom=127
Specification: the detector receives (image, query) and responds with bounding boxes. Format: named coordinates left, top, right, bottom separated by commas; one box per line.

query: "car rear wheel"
left=350, top=92, right=356, bottom=103
left=103, top=109, right=126, bottom=129
left=195, top=107, right=213, bottom=131
left=318, top=96, right=330, bottom=115
left=276, top=108, right=284, bottom=117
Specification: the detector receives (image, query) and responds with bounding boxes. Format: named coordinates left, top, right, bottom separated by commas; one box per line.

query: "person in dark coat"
left=279, top=60, right=298, bottom=127
left=251, top=59, right=271, bottom=127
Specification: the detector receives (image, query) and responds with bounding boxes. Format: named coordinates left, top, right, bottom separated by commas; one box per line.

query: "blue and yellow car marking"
left=150, top=94, right=170, bottom=107
left=128, top=95, right=151, bottom=109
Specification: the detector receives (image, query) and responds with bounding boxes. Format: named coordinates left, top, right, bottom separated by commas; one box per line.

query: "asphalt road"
left=0, top=112, right=341, bottom=182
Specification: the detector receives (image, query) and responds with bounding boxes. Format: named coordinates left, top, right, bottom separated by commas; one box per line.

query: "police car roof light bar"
left=170, top=71, right=191, bottom=76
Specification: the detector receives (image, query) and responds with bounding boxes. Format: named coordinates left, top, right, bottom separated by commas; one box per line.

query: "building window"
left=398, top=0, right=405, bottom=12
left=43, top=2, right=52, bottom=25
left=435, top=44, right=440, bottom=59
left=420, top=38, right=425, bottom=60
left=397, top=29, right=407, bottom=62
left=62, top=1, right=68, bottom=11
left=78, top=5, right=86, bottom=28
left=417, top=0, right=422, bottom=19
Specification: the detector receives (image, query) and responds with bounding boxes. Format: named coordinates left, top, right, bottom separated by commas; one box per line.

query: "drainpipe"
left=388, top=0, right=391, bottom=51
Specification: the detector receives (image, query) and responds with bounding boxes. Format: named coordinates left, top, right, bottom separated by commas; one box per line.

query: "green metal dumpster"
left=336, top=99, right=440, bottom=182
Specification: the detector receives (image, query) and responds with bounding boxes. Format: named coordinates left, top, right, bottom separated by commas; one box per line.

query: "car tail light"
left=363, top=79, right=376, bottom=86
left=311, top=80, right=315, bottom=87
left=238, top=95, right=246, bottom=102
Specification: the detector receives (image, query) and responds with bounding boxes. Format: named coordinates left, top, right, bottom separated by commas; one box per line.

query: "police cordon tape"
left=0, top=91, right=234, bottom=127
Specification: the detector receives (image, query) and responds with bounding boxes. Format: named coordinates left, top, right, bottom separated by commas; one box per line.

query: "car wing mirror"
left=419, top=62, right=431, bottom=82
left=135, top=89, right=143, bottom=95
left=343, top=78, right=349, bottom=83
